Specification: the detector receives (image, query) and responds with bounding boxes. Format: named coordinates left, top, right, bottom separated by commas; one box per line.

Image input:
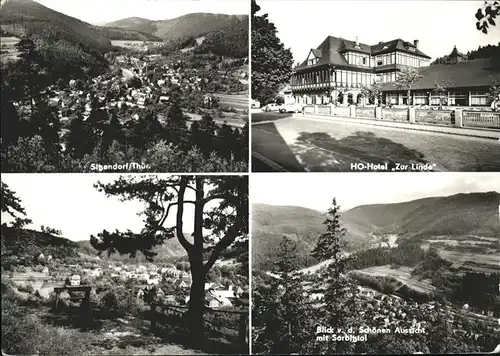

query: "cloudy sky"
left=1, top=174, right=199, bottom=241
left=34, top=0, right=248, bottom=25
left=251, top=173, right=500, bottom=212
left=256, top=0, right=500, bottom=62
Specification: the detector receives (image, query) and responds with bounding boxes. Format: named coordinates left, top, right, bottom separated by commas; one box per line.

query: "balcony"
left=291, top=82, right=335, bottom=91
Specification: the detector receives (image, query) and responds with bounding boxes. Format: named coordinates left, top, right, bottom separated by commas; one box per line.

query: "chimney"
left=414, top=39, right=419, bottom=49
left=355, top=36, right=359, bottom=46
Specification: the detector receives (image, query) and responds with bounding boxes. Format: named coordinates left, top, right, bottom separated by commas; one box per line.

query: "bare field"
left=1, top=36, right=20, bottom=62
left=357, top=265, right=435, bottom=294
left=438, top=250, right=500, bottom=266
left=111, top=40, right=164, bottom=50
left=214, top=93, right=248, bottom=110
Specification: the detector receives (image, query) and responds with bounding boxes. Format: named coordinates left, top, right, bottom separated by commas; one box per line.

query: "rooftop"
left=380, top=58, right=500, bottom=91
left=296, top=36, right=431, bottom=70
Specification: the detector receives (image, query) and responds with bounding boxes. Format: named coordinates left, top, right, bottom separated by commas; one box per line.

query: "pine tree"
left=253, top=236, right=313, bottom=354
left=311, top=199, right=359, bottom=354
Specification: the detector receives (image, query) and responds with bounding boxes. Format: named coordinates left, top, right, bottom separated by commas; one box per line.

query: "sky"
left=1, top=174, right=199, bottom=241
left=256, top=0, right=500, bottom=62
left=251, top=173, right=500, bottom=212
left=34, top=0, right=248, bottom=25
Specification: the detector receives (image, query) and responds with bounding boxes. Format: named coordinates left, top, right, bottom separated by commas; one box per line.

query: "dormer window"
left=409, top=47, right=416, bottom=52
left=307, top=58, right=318, bottom=66
left=382, top=45, right=389, bottom=50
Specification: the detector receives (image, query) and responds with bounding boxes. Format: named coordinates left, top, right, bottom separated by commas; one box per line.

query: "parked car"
left=262, top=103, right=281, bottom=112
left=278, top=103, right=303, bottom=113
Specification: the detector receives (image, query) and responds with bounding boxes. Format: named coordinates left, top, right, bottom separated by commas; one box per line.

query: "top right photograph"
left=251, top=0, right=500, bottom=172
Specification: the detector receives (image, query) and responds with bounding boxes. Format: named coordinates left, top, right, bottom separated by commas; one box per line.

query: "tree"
left=165, top=99, right=188, bottom=148
left=360, top=81, right=382, bottom=106
left=127, top=76, right=142, bottom=89
left=90, top=175, right=248, bottom=340
left=310, top=198, right=359, bottom=354
left=251, top=0, right=294, bottom=104
left=433, top=80, right=453, bottom=109
left=13, top=36, right=46, bottom=109
left=1, top=183, right=32, bottom=228
left=395, top=67, right=423, bottom=106
left=64, top=116, right=96, bottom=159
left=252, top=237, right=312, bottom=354
left=487, top=75, right=500, bottom=105
left=476, top=1, right=499, bottom=34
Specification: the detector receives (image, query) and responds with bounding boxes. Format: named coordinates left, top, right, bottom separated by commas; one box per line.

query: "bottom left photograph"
left=1, top=174, right=249, bottom=356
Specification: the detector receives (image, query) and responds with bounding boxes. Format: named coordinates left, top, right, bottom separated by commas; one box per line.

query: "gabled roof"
left=380, top=58, right=500, bottom=91
left=296, top=36, right=431, bottom=70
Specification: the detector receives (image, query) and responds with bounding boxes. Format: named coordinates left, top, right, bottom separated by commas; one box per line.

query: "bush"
left=18, top=284, right=34, bottom=294
left=2, top=297, right=94, bottom=355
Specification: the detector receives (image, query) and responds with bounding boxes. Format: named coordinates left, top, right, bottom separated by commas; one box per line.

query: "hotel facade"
left=290, top=36, right=499, bottom=107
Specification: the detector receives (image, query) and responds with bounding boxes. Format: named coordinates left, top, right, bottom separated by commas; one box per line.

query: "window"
left=414, top=91, right=427, bottom=105
left=387, top=93, right=398, bottom=104
left=362, top=58, right=366, bottom=65
left=449, top=91, right=467, bottom=106
left=470, top=91, right=490, bottom=106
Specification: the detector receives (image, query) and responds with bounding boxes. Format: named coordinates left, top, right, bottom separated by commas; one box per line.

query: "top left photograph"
left=0, top=0, right=249, bottom=173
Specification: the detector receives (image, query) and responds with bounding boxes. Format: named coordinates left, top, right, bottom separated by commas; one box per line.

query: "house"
left=147, top=277, right=160, bottom=285
left=179, top=281, right=189, bottom=289
left=207, top=291, right=233, bottom=308
left=68, top=274, right=81, bottom=286
left=159, top=96, right=169, bottom=103
left=211, top=285, right=235, bottom=299
left=235, top=286, right=244, bottom=297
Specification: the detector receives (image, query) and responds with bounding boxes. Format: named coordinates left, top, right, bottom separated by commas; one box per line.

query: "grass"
left=1, top=295, right=96, bottom=356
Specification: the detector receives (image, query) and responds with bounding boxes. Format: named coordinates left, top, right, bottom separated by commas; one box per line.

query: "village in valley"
left=11, top=252, right=248, bottom=310
left=251, top=174, right=500, bottom=354
left=1, top=0, right=249, bottom=173
left=1, top=174, right=249, bottom=355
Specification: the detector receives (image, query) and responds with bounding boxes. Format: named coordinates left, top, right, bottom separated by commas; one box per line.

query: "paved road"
left=251, top=113, right=500, bottom=172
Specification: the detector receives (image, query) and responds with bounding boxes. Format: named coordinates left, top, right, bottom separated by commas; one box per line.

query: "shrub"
left=2, top=297, right=94, bottom=355
left=18, top=284, right=34, bottom=294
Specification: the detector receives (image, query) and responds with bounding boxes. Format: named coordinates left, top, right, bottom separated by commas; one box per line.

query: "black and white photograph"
left=251, top=173, right=500, bottom=354
left=1, top=174, right=249, bottom=355
left=251, top=0, right=500, bottom=172
left=1, top=0, right=249, bottom=173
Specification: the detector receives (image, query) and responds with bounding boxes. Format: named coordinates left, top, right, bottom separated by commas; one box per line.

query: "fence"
left=151, top=303, right=248, bottom=350
left=296, top=105, right=500, bottom=130
left=463, top=111, right=500, bottom=129
left=357, top=107, right=376, bottom=119
left=381, top=108, right=408, bottom=122
left=332, top=106, right=351, bottom=117
left=415, top=110, right=454, bottom=125
left=317, top=105, right=331, bottom=115
left=303, top=105, right=315, bottom=114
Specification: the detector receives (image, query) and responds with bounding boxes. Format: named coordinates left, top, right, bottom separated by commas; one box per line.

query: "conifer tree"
left=311, top=199, right=359, bottom=354
left=253, top=236, right=313, bottom=354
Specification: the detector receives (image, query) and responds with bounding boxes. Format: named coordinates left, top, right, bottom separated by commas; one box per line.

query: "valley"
left=1, top=0, right=249, bottom=173
left=252, top=190, right=500, bottom=354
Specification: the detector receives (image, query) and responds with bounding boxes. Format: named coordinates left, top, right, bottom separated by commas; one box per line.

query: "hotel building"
left=290, top=36, right=499, bottom=107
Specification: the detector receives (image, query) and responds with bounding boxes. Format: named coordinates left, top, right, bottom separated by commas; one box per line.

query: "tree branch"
left=176, top=177, right=192, bottom=252
left=203, top=225, right=239, bottom=274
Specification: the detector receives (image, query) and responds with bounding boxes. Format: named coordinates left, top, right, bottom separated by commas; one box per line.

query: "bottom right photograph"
left=251, top=172, right=500, bottom=355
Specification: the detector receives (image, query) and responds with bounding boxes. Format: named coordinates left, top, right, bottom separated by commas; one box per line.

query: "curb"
left=251, top=152, right=289, bottom=172
left=292, top=114, right=500, bottom=141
